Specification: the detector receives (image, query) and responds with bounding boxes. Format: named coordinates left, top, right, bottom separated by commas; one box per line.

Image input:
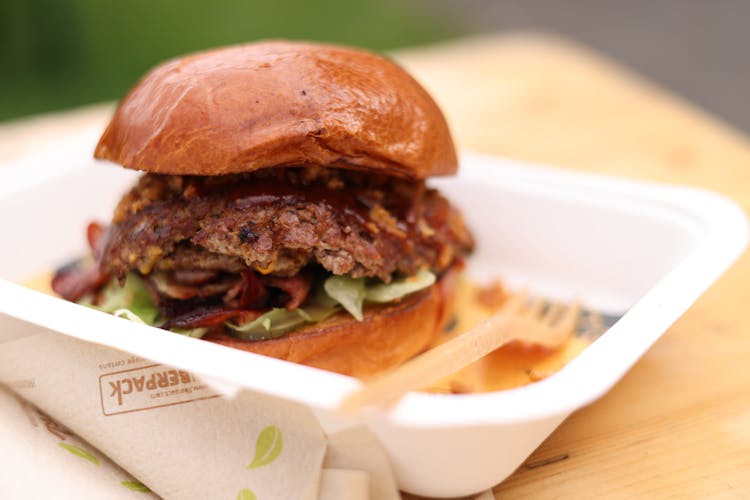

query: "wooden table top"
left=2, top=33, right=749, bottom=498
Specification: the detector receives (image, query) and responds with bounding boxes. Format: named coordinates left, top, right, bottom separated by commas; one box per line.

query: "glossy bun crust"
left=95, top=41, right=457, bottom=179
left=202, top=266, right=459, bottom=378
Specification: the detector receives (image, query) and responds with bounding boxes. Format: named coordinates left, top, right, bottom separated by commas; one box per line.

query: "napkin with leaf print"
left=0, top=330, right=326, bottom=499
left=0, top=384, right=158, bottom=499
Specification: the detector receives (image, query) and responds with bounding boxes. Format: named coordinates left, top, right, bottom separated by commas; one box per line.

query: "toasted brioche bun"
left=94, top=41, right=457, bottom=179
left=203, top=266, right=459, bottom=378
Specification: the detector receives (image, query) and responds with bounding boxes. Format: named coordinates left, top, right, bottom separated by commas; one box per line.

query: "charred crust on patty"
left=101, top=168, right=474, bottom=283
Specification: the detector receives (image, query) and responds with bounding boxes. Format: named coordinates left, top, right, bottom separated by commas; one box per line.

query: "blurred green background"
left=4, top=1, right=750, bottom=133
left=0, top=0, right=460, bottom=122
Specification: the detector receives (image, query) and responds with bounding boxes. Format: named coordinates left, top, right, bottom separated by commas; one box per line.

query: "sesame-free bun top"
left=94, top=41, right=457, bottom=179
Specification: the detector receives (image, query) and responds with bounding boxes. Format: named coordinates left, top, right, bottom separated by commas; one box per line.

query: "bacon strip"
left=52, top=221, right=111, bottom=302
left=263, top=270, right=312, bottom=310
left=238, top=271, right=269, bottom=308
left=51, top=261, right=108, bottom=302
left=157, top=270, right=313, bottom=328
left=161, top=306, right=262, bottom=329
left=87, top=222, right=107, bottom=260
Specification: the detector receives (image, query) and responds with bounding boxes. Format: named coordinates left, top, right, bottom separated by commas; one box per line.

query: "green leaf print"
left=246, top=425, right=283, bottom=469
left=237, top=488, right=257, bottom=500
left=58, top=442, right=99, bottom=465
left=121, top=481, right=151, bottom=492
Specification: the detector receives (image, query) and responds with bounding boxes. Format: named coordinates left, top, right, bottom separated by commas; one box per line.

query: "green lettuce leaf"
left=322, top=269, right=436, bottom=320
left=364, top=268, right=436, bottom=303
left=86, top=274, right=212, bottom=339
left=170, top=327, right=210, bottom=339
left=226, top=306, right=339, bottom=341
left=112, top=308, right=148, bottom=324
left=323, top=275, right=366, bottom=320
left=225, top=280, right=342, bottom=340
left=94, top=274, right=159, bottom=325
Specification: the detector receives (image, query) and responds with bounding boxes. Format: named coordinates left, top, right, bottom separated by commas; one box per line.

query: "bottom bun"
left=203, top=265, right=460, bottom=377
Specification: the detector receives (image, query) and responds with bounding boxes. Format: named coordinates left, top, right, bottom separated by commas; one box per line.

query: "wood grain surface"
left=2, top=33, right=748, bottom=498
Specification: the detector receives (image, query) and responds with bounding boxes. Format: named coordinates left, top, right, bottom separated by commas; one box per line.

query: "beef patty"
left=101, top=166, right=474, bottom=282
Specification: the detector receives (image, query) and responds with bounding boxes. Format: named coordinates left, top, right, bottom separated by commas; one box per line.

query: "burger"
left=52, top=41, right=474, bottom=377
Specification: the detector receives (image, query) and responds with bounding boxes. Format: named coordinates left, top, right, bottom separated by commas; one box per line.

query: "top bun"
left=95, top=41, right=457, bottom=179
